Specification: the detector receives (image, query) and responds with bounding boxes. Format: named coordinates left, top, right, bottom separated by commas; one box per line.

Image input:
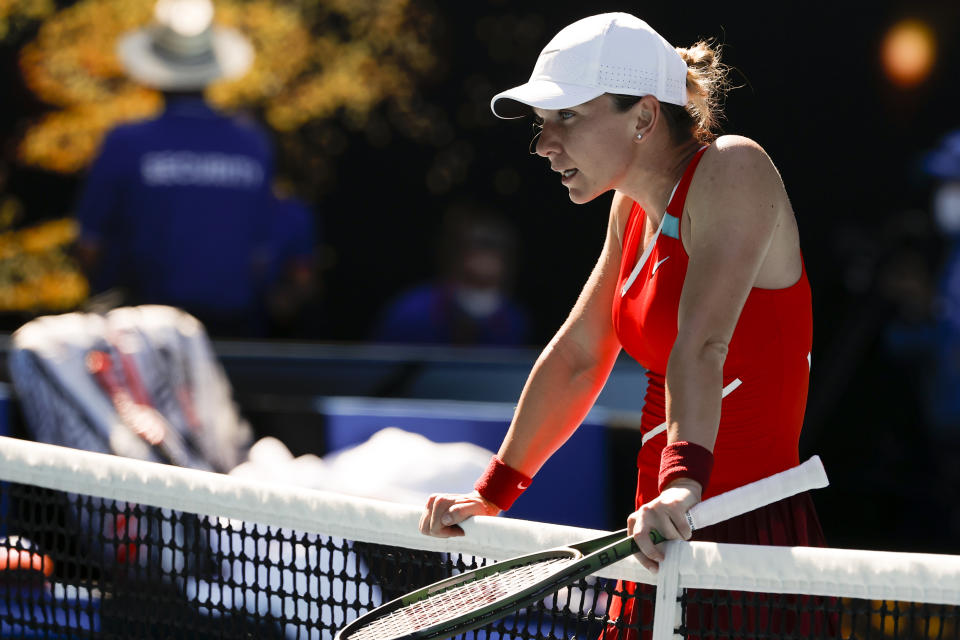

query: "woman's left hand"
left=627, top=478, right=702, bottom=573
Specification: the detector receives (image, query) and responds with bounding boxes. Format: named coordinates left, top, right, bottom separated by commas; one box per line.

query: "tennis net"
left=1, top=435, right=958, bottom=640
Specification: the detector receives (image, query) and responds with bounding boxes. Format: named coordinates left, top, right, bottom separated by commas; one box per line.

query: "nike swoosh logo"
left=517, top=482, right=529, bottom=490
left=651, top=256, right=670, bottom=275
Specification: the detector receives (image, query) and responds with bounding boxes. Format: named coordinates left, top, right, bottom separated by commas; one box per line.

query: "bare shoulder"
left=610, top=189, right=635, bottom=219
left=610, top=189, right=636, bottom=246
left=701, top=135, right=779, bottom=178
left=691, top=135, right=787, bottom=210
left=611, top=189, right=633, bottom=208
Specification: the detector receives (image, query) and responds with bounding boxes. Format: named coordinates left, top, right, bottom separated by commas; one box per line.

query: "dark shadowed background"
left=1, top=0, right=959, bottom=554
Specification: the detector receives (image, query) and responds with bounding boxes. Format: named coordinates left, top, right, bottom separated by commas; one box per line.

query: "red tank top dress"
left=601, top=147, right=831, bottom=640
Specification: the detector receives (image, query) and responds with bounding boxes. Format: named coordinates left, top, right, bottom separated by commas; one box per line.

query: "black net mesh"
left=2, top=478, right=959, bottom=640
left=677, top=588, right=960, bottom=639
left=0, top=480, right=647, bottom=639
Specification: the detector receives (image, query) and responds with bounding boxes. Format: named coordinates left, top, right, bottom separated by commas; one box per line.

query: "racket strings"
left=346, top=555, right=578, bottom=640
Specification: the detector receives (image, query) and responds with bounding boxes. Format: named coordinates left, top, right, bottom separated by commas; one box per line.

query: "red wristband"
left=658, top=441, right=714, bottom=494
left=474, top=455, right=532, bottom=511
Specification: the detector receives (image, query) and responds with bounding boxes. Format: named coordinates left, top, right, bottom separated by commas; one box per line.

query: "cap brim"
left=490, top=80, right=605, bottom=119
left=118, top=27, right=253, bottom=91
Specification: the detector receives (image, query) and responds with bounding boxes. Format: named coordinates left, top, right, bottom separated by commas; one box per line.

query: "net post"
left=651, top=540, right=683, bottom=640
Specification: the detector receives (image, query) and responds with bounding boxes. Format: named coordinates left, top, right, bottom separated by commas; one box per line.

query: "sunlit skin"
left=532, top=95, right=700, bottom=215
left=421, top=92, right=803, bottom=574
left=533, top=97, right=637, bottom=204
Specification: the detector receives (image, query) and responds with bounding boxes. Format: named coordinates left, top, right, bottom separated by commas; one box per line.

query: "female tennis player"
left=420, top=8, right=826, bottom=602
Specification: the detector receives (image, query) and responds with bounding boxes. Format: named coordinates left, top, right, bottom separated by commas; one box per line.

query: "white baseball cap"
left=490, top=13, right=688, bottom=119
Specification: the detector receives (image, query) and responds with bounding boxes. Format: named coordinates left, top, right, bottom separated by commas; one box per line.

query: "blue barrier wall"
left=318, top=397, right=613, bottom=530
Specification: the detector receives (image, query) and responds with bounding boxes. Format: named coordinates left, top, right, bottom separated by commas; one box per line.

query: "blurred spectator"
left=886, top=129, right=960, bottom=443
left=264, top=179, right=322, bottom=337
left=919, top=130, right=960, bottom=438
left=74, top=0, right=277, bottom=337
left=373, top=203, right=529, bottom=346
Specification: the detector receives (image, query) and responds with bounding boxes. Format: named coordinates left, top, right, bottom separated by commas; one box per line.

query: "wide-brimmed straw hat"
left=118, top=0, right=253, bottom=91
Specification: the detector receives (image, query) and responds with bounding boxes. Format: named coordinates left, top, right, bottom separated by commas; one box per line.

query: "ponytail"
left=675, top=40, right=731, bottom=143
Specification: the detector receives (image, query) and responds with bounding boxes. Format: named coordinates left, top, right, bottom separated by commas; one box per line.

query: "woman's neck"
left=620, top=138, right=702, bottom=215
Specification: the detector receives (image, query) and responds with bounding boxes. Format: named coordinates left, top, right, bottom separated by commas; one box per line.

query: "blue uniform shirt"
left=77, top=98, right=274, bottom=326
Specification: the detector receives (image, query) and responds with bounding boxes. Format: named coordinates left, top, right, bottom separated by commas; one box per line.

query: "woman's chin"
left=567, top=187, right=600, bottom=205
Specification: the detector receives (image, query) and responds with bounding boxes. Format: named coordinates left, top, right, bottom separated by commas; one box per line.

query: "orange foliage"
left=15, top=0, right=437, bottom=172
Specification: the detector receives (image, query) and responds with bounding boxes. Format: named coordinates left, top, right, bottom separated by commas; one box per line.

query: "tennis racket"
left=335, top=456, right=828, bottom=640
left=86, top=349, right=193, bottom=467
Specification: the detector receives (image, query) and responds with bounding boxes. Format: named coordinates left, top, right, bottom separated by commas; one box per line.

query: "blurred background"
left=0, top=0, right=959, bottom=554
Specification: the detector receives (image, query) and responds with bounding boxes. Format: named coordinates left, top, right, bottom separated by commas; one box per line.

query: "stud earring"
left=636, top=133, right=643, bottom=140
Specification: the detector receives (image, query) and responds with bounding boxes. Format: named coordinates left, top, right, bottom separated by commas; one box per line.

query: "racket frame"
left=336, top=456, right=828, bottom=640
left=335, top=529, right=637, bottom=640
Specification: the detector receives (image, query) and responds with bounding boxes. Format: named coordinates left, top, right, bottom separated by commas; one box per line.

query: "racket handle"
left=688, top=456, right=828, bottom=531
left=647, top=456, right=828, bottom=544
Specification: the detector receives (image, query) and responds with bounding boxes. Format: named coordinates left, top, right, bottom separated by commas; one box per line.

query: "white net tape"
left=2, top=435, right=960, bottom=608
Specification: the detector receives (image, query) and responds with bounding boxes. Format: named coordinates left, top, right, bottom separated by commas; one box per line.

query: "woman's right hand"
left=419, top=491, right=501, bottom=538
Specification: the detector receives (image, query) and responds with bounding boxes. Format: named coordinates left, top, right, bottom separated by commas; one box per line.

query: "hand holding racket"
left=338, top=456, right=829, bottom=640
left=627, top=476, right=704, bottom=573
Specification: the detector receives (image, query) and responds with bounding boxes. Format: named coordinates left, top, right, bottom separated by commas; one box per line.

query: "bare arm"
left=420, top=192, right=631, bottom=537
left=667, top=138, right=793, bottom=450
left=629, top=137, right=797, bottom=569
left=497, top=196, right=629, bottom=475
